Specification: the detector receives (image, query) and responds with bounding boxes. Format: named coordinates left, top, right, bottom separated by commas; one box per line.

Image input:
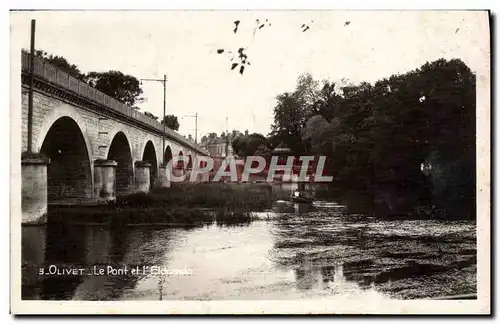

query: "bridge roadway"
left=20, top=51, right=209, bottom=224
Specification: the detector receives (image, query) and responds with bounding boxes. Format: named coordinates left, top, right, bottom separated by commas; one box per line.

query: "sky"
left=10, top=10, right=489, bottom=139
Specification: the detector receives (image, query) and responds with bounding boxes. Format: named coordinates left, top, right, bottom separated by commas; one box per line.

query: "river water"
left=22, top=200, right=476, bottom=301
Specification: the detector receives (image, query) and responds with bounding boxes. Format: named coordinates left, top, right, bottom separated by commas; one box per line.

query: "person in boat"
left=291, top=187, right=314, bottom=203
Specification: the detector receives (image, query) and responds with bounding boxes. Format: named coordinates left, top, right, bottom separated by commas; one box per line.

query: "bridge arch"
left=107, top=131, right=134, bottom=195
left=186, top=154, right=193, bottom=169
left=164, top=145, right=173, bottom=167
left=139, top=135, right=161, bottom=166
left=39, top=116, right=93, bottom=200
left=141, top=140, right=158, bottom=188
left=177, top=150, right=185, bottom=169
left=104, top=125, right=132, bottom=159
left=35, top=104, right=93, bottom=161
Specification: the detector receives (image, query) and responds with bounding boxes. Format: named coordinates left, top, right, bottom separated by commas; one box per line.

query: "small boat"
left=290, top=193, right=314, bottom=204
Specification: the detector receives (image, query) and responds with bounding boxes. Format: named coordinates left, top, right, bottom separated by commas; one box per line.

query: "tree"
left=207, top=133, right=218, bottom=142
left=161, top=114, right=180, bottom=131
left=273, top=58, right=475, bottom=219
left=269, top=92, right=307, bottom=153
left=144, top=111, right=158, bottom=120
left=231, top=130, right=240, bottom=139
left=231, top=136, right=245, bottom=156
left=232, top=133, right=268, bottom=157
left=314, top=80, right=344, bottom=122
left=87, top=71, right=144, bottom=106
left=302, top=115, right=334, bottom=157
left=295, top=73, right=320, bottom=108
left=268, top=74, right=322, bottom=153
left=25, top=49, right=147, bottom=107
left=254, top=144, right=272, bottom=157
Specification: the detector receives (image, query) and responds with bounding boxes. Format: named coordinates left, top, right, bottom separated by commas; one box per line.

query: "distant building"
left=202, top=136, right=233, bottom=157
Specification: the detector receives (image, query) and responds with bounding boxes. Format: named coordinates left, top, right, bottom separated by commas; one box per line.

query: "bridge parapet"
left=21, top=51, right=209, bottom=156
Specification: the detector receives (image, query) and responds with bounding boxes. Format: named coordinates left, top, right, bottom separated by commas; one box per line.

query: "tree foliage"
left=268, top=73, right=320, bottom=153
left=144, top=112, right=158, bottom=120
left=215, top=18, right=349, bottom=75
left=208, top=132, right=218, bottom=141
left=288, top=58, right=476, bottom=218
left=87, top=71, right=144, bottom=107
left=216, top=19, right=271, bottom=75
left=29, top=49, right=146, bottom=108
left=254, top=144, right=272, bottom=157
left=161, top=114, right=180, bottom=131
left=232, top=132, right=269, bottom=157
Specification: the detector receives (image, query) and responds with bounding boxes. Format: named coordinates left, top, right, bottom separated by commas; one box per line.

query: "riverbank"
left=48, top=182, right=273, bottom=226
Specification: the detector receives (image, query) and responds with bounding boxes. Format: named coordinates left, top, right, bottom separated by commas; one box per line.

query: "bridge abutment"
left=21, top=154, right=49, bottom=224
left=93, top=159, right=118, bottom=201
left=134, top=161, right=151, bottom=193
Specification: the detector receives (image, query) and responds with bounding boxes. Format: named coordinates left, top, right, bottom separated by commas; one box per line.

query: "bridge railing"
left=21, top=51, right=209, bottom=156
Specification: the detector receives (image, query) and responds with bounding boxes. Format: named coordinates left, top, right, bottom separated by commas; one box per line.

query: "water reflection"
left=71, top=226, right=146, bottom=301
left=21, top=221, right=183, bottom=300
left=272, top=201, right=315, bottom=214
left=21, top=202, right=476, bottom=300
left=22, top=225, right=46, bottom=299
left=294, top=262, right=347, bottom=290
left=294, top=202, right=314, bottom=214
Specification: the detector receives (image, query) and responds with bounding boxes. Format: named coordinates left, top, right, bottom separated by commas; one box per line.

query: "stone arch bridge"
left=20, top=52, right=209, bottom=223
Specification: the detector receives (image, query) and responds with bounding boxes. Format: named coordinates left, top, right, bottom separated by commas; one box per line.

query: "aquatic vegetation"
left=47, top=183, right=274, bottom=226
left=149, top=182, right=273, bottom=210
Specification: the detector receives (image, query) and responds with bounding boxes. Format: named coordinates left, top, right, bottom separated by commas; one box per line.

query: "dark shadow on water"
left=216, top=221, right=252, bottom=228
left=22, top=221, right=87, bottom=300
left=21, top=213, right=182, bottom=300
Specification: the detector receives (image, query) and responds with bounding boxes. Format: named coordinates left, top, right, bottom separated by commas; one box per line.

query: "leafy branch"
left=216, top=18, right=271, bottom=75
left=215, top=18, right=352, bottom=75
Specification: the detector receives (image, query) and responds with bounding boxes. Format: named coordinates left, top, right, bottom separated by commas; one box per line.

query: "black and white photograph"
left=9, top=9, right=490, bottom=315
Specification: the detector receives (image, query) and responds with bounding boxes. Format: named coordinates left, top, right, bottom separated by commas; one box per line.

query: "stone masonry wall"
left=21, top=88, right=198, bottom=198
left=22, top=90, right=194, bottom=164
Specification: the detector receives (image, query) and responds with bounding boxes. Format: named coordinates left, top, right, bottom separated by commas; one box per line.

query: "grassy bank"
left=146, top=182, right=273, bottom=210
left=48, top=182, right=273, bottom=226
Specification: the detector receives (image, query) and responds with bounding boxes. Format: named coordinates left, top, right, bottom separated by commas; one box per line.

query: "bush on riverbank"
left=214, top=208, right=253, bottom=225
left=114, top=182, right=273, bottom=211
left=48, top=204, right=213, bottom=226
left=110, top=206, right=214, bottom=226
left=48, top=182, right=272, bottom=226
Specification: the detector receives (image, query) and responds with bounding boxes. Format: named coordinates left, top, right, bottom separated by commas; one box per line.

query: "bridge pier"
left=93, top=159, right=117, bottom=201
left=185, top=168, right=192, bottom=183
left=157, top=165, right=171, bottom=188
left=21, top=154, right=49, bottom=224
left=171, top=167, right=186, bottom=185
left=134, top=161, right=151, bottom=193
